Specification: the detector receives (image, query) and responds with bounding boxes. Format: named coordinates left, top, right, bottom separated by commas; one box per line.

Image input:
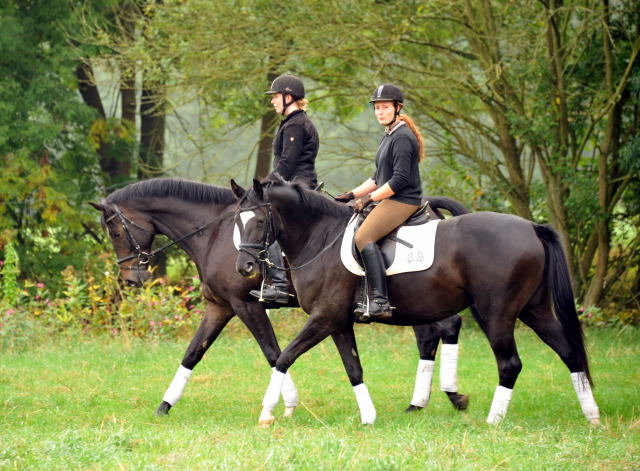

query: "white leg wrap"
left=410, top=359, right=435, bottom=408
left=262, top=370, right=286, bottom=411
left=487, top=385, right=513, bottom=424
left=281, top=371, right=298, bottom=408
left=162, top=365, right=193, bottom=406
left=571, top=372, right=600, bottom=423
left=440, top=343, right=459, bottom=392
left=353, top=383, right=376, bottom=425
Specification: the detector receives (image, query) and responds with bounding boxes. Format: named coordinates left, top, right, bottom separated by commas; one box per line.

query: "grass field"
left=1, top=312, right=638, bottom=470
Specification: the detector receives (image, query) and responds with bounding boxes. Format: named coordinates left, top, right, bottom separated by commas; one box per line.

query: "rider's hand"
left=353, top=194, right=373, bottom=213
left=334, top=191, right=354, bottom=202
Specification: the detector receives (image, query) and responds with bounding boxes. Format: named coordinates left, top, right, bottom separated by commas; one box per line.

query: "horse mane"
left=105, top=178, right=236, bottom=206
left=271, top=181, right=352, bottom=219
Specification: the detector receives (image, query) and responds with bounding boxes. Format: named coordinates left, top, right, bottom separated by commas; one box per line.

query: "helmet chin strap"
left=383, top=103, right=402, bottom=127
left=281, top=94, right=295, bottom=115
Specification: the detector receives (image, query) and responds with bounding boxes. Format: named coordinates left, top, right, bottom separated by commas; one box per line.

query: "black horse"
left=90, top=178, right=469, bottom=418
left=233, top=179, right=600, bottom=426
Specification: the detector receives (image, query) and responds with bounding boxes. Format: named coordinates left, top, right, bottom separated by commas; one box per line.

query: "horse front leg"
left=232, top=300, right=298, bottom=419
left=258, top=312, right=340, bottom=426
left=155, top=301, right=233, bottom=416
left=331, top=323, right=376, bottom=425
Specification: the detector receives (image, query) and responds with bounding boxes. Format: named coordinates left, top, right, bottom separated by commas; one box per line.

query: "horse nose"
left=126, top=279, right=143, bottom=288
left=238, top=260, right=255, bottom=277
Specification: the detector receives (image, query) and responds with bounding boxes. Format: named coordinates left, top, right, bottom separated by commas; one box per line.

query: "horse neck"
left=133, top=198, right=233, bottom=264
left=273, top=200, right=348, bottom=265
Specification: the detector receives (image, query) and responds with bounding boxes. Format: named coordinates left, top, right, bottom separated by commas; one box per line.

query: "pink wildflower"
left=6, top=308, right=15, bottom=316
left=149, top=320, right=155, bottom=327
left=35, top=295, right=41, bottom=301
left=36, top=282, right=45, bottom=289
left=158, top=322, right=163, bottom=328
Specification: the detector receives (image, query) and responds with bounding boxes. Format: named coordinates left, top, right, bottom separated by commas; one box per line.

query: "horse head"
left=231, top=178, right=275, bottom=279
left=90, top=201, right=156, bottom=287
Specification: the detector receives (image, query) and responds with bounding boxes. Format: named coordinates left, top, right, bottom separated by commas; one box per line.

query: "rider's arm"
left=273, top=123, right=305, bottom=181
left=351, top=178, right=377, bottom=198
left=369, top=182, right=395, bottom=201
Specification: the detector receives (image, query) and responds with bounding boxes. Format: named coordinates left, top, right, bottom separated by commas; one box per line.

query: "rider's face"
left=374, top=101, right=397, bottom=126
left=271, top=93, right=284, bottom=114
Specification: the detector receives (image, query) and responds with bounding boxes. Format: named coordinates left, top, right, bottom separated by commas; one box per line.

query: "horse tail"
left=533, top=223, right=592, bottom=385
left=424, top=196, right=469, bottom=217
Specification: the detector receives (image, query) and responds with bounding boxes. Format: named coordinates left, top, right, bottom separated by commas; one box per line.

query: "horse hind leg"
left=472, top=301, right=523, bottom=425
left=519, top=306, right=600, bottom=425
left=437, top=315, right=469, bottom=411
left=155, top=302, right=234, bottom=416
left=407, top=315, right=469, bottom=412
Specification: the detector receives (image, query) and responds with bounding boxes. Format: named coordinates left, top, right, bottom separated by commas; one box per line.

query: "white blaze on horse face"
left=239, top=210, right=256, bottom=228
left=233, top=210, right=256, bottom=250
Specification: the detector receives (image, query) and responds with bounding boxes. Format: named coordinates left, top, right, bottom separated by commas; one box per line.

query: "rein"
left=108, top=203, right=227, bottom=270
left=236, top=203, right=355, bottom=272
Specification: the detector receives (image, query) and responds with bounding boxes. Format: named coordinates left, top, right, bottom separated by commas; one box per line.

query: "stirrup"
left=354, top=298, right=394, bottom=323
left=250, top=284, right=292, bottom=304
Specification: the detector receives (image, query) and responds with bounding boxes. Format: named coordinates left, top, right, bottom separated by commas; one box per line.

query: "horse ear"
left=253, top=179, right=264, bottom=199
left=89, top=202, right=105, bottom=212
left=230, top=179, right=245, bottom=199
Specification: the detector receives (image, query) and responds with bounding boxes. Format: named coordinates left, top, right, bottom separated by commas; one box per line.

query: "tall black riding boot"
left=250, top=242, right=292, bottom=304
left=356, top=242, right=394, bottom=321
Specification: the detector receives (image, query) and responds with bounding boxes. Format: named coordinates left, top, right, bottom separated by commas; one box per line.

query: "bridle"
left=235, top=201, right=354, bottom=272
left=235, top=202, right=276, bottom=268
left=105, top=203, right=225, bottom=274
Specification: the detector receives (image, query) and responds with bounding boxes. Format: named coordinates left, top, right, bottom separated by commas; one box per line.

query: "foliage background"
left=0, top=0, right=639, bottom=331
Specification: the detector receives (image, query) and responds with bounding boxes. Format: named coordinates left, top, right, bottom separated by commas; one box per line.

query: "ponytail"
left=399, top=113, right=425, bottom=162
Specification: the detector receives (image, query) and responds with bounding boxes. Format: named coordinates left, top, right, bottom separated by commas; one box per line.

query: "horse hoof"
left=405, top=404, right=424, bottom=412
left=155, top=401, right=171, bottom=417
left=283, top=406, right=296, bottom=418
left=259, top=418, right=275, bottom=427
left=589, top=418, right=601, bottom=426
left=454, top=394, right=470, bottom=411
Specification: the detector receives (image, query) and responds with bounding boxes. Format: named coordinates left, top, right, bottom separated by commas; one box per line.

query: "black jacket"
left=372, top=123, right=422, bottom=205
left=271, top=110, right=319, bottom=188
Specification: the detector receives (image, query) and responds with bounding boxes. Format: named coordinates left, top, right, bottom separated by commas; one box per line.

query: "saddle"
left=340, top=201, right=440, bottom=276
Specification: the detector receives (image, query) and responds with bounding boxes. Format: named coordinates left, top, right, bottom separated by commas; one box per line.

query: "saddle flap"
left=340, top=205, right=440, bottom=277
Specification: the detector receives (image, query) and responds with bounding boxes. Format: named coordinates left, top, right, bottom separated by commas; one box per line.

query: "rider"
left=249, top=74, right=320, bottom=304
left=335, top=84, right=424, bottom=319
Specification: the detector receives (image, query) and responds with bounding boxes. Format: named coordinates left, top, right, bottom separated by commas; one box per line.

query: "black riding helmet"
left=266, top=74, right=305, bottom=115
left=370, top=84, right=403, bottom=126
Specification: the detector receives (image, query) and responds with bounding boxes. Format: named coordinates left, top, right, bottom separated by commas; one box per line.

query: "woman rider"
left=250, top=74, right=320, bottom=304
left=335, top=84, right=424, bottom=320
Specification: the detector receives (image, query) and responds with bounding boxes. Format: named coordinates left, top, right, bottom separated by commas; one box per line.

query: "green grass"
left=0, top=314, right=638, bottom=470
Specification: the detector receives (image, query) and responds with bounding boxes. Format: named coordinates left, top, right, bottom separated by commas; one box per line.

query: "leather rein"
left=106, top=203, right=224, bottom=272
left=235, top=202, right=355, bottom=272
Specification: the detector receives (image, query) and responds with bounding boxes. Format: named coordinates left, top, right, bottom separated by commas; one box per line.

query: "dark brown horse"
left=91, top=178, right=469, bottom=418
left=233, top=179, right=600, bottom=426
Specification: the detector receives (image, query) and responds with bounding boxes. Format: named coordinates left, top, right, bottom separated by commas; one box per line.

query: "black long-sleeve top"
left=372, top=122, right=422, bottom=205
left=271, top=110, right=319, bottom=188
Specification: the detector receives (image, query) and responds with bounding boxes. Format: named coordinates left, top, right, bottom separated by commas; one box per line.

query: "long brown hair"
left=399, top=112, right=425, bottom=162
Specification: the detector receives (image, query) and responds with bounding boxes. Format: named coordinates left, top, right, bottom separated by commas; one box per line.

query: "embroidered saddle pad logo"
left=340, top=217, right=439, bottom=276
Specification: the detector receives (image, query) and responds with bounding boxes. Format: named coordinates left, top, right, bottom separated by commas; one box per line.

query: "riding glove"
left=334, top=191, right=354, bottom=202
left=353, top=194, right=373, bottom=212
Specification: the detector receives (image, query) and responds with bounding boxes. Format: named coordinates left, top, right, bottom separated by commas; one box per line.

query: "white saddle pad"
left=340, top=217, right=439, bottom=276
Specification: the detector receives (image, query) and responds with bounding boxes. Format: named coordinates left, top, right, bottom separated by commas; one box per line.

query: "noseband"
left=105, top=204, right=153, bottom=273
left=106, top=203, right=226, bottom=275
left=236, top=201, right=355, bottom=271
left=236, top=203, right=276, bottom=266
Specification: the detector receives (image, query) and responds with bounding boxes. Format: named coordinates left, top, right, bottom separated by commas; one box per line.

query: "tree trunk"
left=138, top=86, right=166, bottom=180
left=254, top=110, right=278, bottom=180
